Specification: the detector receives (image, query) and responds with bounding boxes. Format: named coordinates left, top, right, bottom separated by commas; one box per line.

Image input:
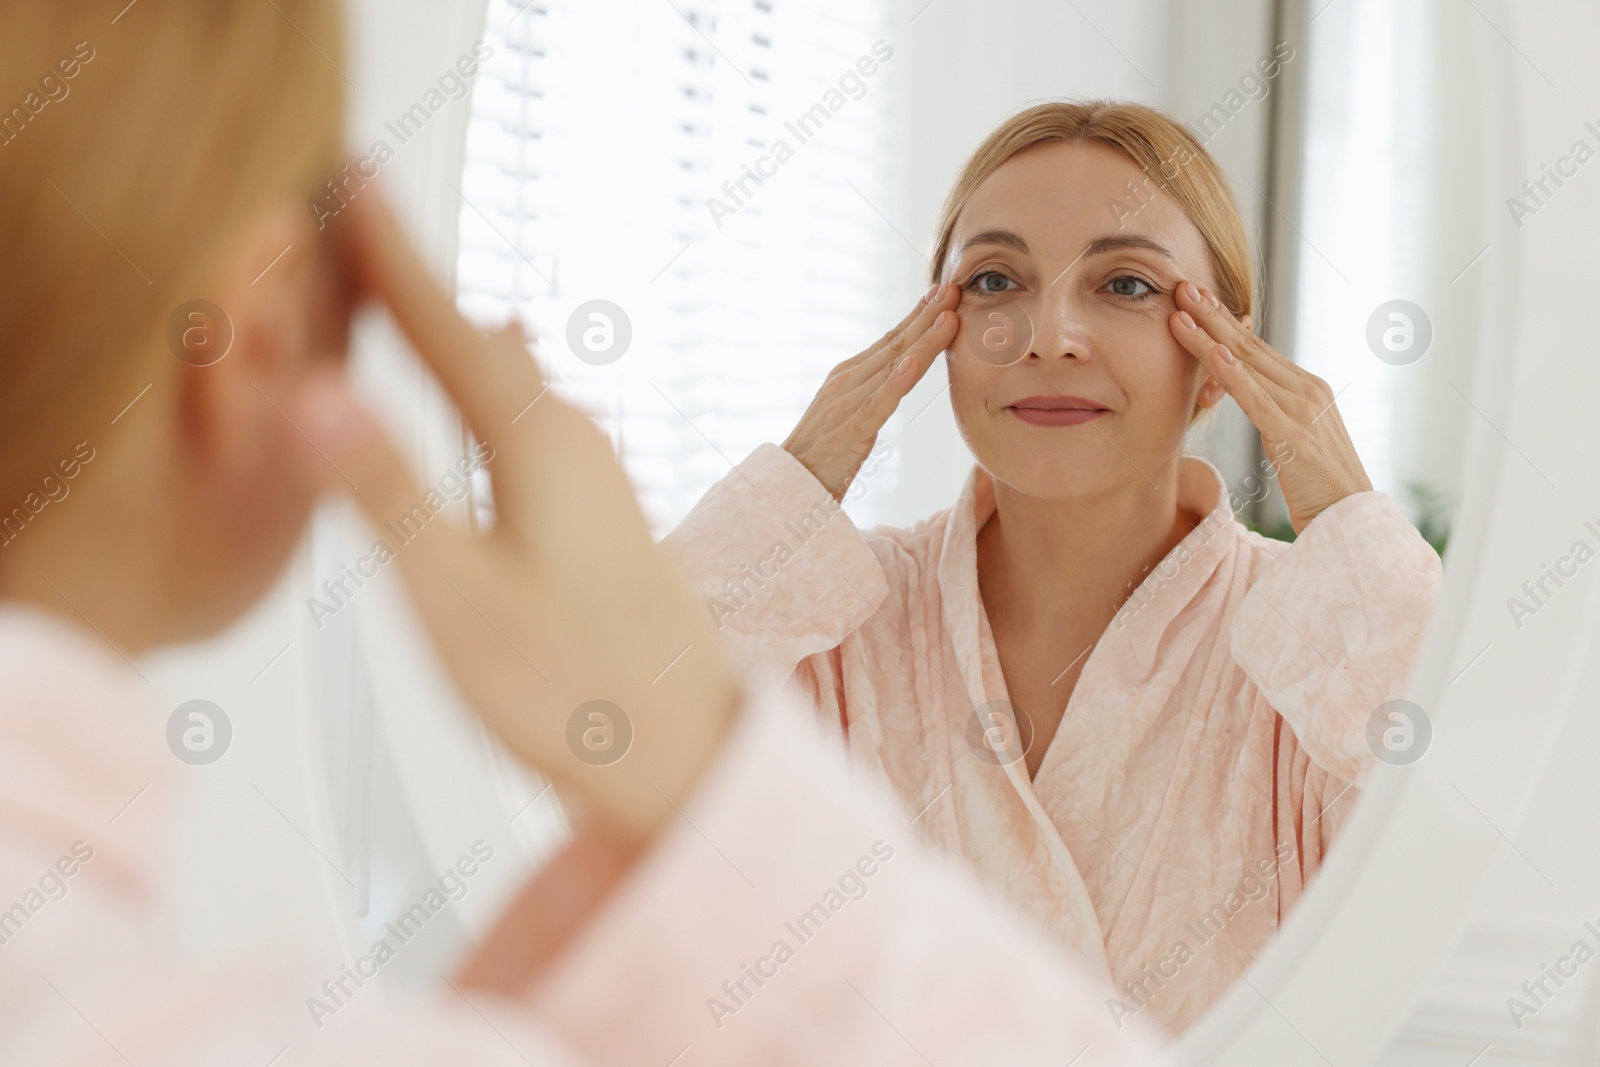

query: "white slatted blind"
left=456, top=0, right=898, bottom=534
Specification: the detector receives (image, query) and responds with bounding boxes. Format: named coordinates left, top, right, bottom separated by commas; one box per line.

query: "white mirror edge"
left=1178, top=0, right=1598, bottom=1060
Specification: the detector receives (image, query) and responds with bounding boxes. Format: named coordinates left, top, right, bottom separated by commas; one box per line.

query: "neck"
left=977, top=456, right=1202, bottom=630
left=0, top=418, right=179, bottom=658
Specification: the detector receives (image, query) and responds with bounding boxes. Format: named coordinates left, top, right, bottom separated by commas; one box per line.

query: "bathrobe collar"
left=935, top=455, right=1239, bottom=722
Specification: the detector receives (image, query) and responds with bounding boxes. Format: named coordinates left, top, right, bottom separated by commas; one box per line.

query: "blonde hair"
left=0, top=1, right=345, bottom=491
left=930, top=99, right=1255, bottom=320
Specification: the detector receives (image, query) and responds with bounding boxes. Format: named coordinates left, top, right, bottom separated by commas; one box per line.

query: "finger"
left=827, top=286, right=938, bottom=383
left=291, top=371, right=552, bottom=719
left=345, top=191, right=545, bottom=444
left=292, top=369, right=468, bottom=583
left=499, top=318, right=530, bottom=346
left=840, top=284, right=958, bottom=390
left=1170, top=311, right=1292, bottom=438
left=884, top=283, right=960, bottom=364
left=866, top=309, right=959, bottom=417
left=1174, top=282, right=1299, bottom=392
left=878, top=286, right=938, bottom=350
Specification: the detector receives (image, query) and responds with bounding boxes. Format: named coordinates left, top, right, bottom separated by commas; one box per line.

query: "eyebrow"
left=1081, top=234, right=1174, bottom=260
left=957, top=229, right=1029, bottom=256
left=955, top=230, right=1175, bottom=261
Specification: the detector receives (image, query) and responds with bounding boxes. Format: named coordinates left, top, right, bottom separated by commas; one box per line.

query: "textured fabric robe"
left=664, top=444, right=1443, bottom=1033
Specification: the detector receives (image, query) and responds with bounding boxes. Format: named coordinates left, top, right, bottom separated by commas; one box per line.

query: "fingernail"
left=1218, top=344, right=1235, bottom=364
left=896, top=356, right=913, bottom=374
left=926, top=284, right=939, bottom=301
left=934, top=311, right=950, bottom=329
left=1178, top=311, right=1197, bottom=330
left=1183, top=281, right=1200, bottom=303
left=1206, top=290, right=1222, bottom=309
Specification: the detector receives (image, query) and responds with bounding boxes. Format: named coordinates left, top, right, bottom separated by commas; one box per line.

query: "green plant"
left=1243, top=514, right=1297, bottom=543
left=1404, top=480, right=1451, bottom=556
left=1242, top=482, right=1450, bottom=555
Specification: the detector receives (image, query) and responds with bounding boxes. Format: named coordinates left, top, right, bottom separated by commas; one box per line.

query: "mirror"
left=436, top=0, right=1491, bottom=1048
left=139, top=0, right=1581, bottom=1061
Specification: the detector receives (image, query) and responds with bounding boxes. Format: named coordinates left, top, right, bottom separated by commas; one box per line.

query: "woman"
left=0, top=5, right=1171, bottom=1064
left=665, top=101, right=1443, bottom=1033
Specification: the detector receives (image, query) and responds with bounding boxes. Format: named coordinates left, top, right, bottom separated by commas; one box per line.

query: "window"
left=456, top=0, right=898, bottom=534
left=1291, top=0, right=1476, bottom=541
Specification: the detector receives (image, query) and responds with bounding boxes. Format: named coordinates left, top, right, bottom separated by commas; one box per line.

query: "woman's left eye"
left=1107, top=275, right=1155, bottom=299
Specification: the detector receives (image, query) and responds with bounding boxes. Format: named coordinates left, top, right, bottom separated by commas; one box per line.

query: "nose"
left=1027, top=282, right=1092, bottom=363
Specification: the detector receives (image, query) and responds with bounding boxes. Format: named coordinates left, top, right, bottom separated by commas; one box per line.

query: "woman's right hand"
left=781, top=283, right=959, bottom=500
left=293, top=193, right=740, bottom=847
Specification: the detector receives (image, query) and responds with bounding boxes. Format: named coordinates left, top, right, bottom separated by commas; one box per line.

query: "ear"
left=173, top=201, right=328, bottom=474
left=1196, top=375, right=1226, bottom=409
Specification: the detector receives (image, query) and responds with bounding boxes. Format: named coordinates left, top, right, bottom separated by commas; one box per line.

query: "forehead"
left=950, top=140, right=1211, bottom=273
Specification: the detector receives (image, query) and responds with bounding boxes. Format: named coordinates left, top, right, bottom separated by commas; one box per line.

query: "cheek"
left=241, top=414, right=319, bottom=526
left=946, top=353, right=1002, bottom=428
left=205, top=424, right=317, bottom=601
left=1116, top=321, right=1199, bottom=411
left=953, top=295, right=1033, bottom=365
left=303, top=250, right=355, bottom=367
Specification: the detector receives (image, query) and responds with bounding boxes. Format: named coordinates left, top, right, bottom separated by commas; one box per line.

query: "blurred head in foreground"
left=0, top=1, right=351, bottom=646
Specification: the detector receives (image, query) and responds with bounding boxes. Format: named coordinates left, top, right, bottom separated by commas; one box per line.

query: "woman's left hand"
left=1171, top=280, right=1372, bottom=533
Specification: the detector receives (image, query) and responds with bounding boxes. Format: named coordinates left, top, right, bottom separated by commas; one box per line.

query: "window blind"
left=456, top=0, right=897, bottom=534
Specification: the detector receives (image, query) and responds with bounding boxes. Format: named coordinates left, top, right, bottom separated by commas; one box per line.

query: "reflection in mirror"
left=452, top=0, right=1471, bottom=1046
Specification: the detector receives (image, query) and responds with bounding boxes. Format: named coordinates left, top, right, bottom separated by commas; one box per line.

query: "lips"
left=1006, top=394, right=1109, bottom=427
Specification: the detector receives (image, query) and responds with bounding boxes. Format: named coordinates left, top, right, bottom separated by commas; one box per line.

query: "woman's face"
left=172, top=205, right=355, bottom=641
left=943, top=140, right=1226, bottom=500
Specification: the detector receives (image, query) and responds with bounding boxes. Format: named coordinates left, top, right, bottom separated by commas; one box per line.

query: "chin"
left=963, top=424, right=1133, bottom=501
left=169, top=484, right=316, bottom=644
left=989, top=456, right=1128, bottom=500
left=164, top=545, right=294, bottom=645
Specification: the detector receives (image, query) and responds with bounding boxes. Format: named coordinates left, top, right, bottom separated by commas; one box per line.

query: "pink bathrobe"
left=0, top=605, right=1171, bottom=1066
left=663, top=444, right=1443, bottom=1034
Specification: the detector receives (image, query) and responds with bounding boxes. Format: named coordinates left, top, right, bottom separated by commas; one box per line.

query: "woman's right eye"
left=965, top=270, right=1017, bottom=295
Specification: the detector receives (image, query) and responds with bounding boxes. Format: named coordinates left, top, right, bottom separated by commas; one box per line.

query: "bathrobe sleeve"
left=1227, top=490, right=1444, bottom=786
left=0, top=617, right=583, bottom=1067
left=660, top=443, right=890, bottom=682
left=0, top=615, right=1171, bottom=1067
